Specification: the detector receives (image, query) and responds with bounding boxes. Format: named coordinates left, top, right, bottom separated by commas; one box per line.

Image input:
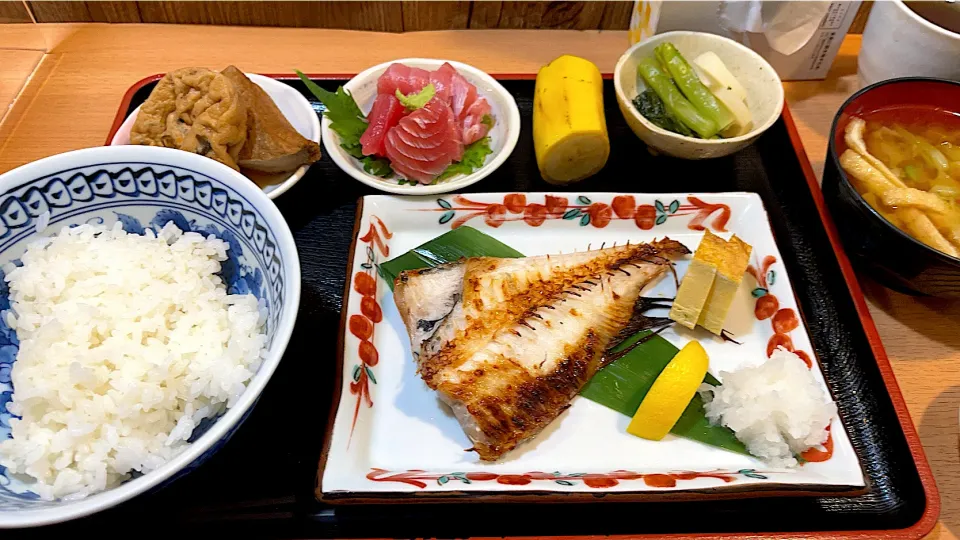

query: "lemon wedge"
left=626, top=341, right=709, bottom=441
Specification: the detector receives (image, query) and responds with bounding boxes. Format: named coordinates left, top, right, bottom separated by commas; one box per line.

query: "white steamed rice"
left=699, top=346, right=836, bottom=468
left=0, top=221, right=266, bottom=500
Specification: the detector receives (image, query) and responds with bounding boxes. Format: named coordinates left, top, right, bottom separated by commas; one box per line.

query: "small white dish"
left=320, top=58, right=521, bottom=195
left=319, top=192, right=864, bottom=501
left=614, top=31, right=785, bottom=160
left=110, top=73, right=321, bottom=200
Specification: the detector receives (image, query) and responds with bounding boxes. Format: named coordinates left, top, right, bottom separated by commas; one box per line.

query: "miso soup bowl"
left=822, top=77, right=960, bottom=297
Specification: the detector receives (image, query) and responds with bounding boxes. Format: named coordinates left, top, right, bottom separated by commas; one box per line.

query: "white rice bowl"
left=0, top=222, right=267, bottom=500
left=699, top=347, right=837, bottom=468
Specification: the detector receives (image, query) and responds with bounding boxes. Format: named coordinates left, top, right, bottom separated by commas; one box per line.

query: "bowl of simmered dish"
left=823, top=77, right=960, bottom=296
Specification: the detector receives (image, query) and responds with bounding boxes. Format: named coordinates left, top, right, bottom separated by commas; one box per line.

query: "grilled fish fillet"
left=393, top=239, right=689, bottom=461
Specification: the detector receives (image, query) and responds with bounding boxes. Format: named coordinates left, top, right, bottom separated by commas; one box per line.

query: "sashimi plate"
left=318, top=192, right=866, bottom=502
left=320, top=58, right=521, bottom=196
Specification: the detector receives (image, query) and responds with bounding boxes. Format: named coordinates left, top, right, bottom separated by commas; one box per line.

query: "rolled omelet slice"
left=533, top=55, right=610, bottom=185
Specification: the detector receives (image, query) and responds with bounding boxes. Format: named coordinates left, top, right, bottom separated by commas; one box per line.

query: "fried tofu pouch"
left=131, top=67, right=248, bottom=170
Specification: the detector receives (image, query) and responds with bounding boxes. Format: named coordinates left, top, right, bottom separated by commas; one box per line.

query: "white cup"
left=859, top=0, right=960, bottom=88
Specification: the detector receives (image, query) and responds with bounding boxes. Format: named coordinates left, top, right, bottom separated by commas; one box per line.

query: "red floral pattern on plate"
left=424, top=194, right=731, bottom=231
left=747, top=255, right=834, bottom=463
left=366, top=468, right=770, bottom=489
left=347, top=215, right=392, bottom=444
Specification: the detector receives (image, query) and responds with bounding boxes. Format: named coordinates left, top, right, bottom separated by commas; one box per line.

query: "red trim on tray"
left=776, top=102, right=940, bottom=540
left=104, top=73, right=164, bottom=145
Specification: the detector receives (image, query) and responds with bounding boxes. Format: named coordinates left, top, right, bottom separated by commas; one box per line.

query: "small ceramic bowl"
left=0, top=145, right=300, bottom=527
left=822, top=77, right=960, bottom=297
left=613, top=31, right=784, bottom=159
left=110, top=73, right=321, bottom=200
left=321, top=58, right=521, bottom=195
left=859, top=0, right=960, bottom=88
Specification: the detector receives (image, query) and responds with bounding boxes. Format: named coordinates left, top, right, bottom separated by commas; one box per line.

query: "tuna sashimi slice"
left=377, top=63, right=431, bottom=97
left=386, top=101, right=463, bottom=175
left=384, top=96, right=463, bottom=184
left=428, top=68, right=453, bottom=102
left=360, top=93, right=406, bottom=157
left=460, top=97, right=492, bottom=145
left=436, top=62, right=479, bottom=121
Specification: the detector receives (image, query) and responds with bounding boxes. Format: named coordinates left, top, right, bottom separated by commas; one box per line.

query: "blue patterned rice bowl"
left=0, top=146, right=299, bottom=527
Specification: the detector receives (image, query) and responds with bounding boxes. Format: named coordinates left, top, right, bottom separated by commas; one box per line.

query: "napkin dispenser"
left=629, top=0, right=862, bottom=81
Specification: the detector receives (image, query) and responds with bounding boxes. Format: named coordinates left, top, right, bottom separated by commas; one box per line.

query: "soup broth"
left=842, top=106, right=960, bottom=255
left=863, top=108, right=960, bottom=190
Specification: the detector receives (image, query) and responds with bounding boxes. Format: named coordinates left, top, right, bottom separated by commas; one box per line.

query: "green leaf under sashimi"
left=360, top=156, right=394, bottom=177
left=379, top=227, right=748, bottom=456
left=437, top=137, right=493, bottom=180
left=296, top=69, right=394, bottom=178
left=296, top=70, right=367, bottom=144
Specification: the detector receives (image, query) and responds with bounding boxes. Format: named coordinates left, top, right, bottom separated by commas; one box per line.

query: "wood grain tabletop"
left=0, top=23, right=956, bottom=540
left=0, top=50, right=42, bottom=124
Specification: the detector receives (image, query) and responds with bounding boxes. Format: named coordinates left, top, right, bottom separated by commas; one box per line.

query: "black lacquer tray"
left=23, top=75, right=936, bottom=539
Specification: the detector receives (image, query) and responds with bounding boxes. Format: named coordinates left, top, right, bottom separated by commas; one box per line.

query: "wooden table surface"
left=0, top=24, right=956, bottom=539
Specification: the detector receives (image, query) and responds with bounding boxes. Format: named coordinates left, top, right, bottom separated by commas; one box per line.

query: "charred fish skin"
left=393, top=239, right=689, bottom=461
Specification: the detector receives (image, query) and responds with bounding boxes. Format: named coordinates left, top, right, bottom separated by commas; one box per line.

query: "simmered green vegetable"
left=637, top=57, right=718, bottom=138
left=632, top=89, right=695, bottom=138
left=655, top=43, right=735, bottom=132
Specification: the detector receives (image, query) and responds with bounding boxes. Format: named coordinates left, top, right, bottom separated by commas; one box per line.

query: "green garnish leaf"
left=438, top=137, right=493, bottom=180
left=396, top=83, right=436, bottom=110
left=361, top=156, right=393, bottom=177
left=296, top=69, right=394, bottom=177
left=340, top=141, right=364, bottom=159
left=378, top=226, right=523, bottom=289
left=481, top=114, right=495, bottom=129
left=296, top=70, right=367, bottom=143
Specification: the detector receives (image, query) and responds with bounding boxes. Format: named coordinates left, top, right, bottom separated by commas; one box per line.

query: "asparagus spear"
left=655, top=42, right=735, bottom=131
left=636, top=57, right=717, bottom=139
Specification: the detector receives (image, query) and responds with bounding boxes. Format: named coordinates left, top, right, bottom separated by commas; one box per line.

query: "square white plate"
left=319, top=192, right=865, bottom=501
